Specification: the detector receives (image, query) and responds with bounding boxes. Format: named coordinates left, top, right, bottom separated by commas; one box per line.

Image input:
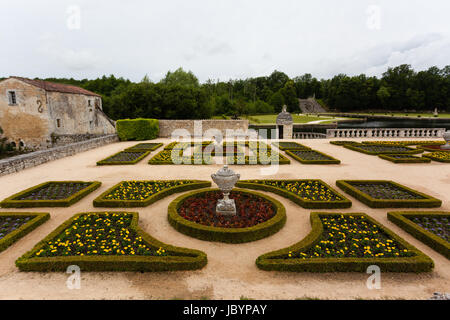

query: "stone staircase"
left=299, top=98, right=326, bottom=114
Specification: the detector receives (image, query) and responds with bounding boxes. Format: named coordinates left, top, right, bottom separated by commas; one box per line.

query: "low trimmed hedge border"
left=344, top=144, right=423, bottom=155
left=330, top=141, right=360, bottom=146
left=0, top=212, right=50, bottom=253
left=271, top=142, right=311, bottom=151
left=236, top=180, right=352, bottom=209
left=422, top=151, right=450, bottom=163
left=93, top=180, right=211, bottom=207
left=16, top=212, right=207, bottom=272
left=285, top=150, right=341, bottom=165
left=164, top=141, right=213, bottom=150
left=124, top=143, right=163, bottom=152
left=226, top=153, right=291, bottom=165
left=168, top=188, right=286, bottom=244
left=256, top=212, right=434, bottom=272
left=97, top=151, right=151, bottom=165
left=148, top=150, right=214, bottom=165
left=378, top=154, right=432, bottom=163
left=1, top=181, right=102, bottom=208
left=388, top=211, right=449, bottom=259
left=336, top=180, right=442, bottom=208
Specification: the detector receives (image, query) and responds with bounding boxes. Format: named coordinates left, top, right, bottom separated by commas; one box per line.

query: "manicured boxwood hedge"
left=256, top=212, right=434, bottom=272
left=168, top=188, right=286, bottom=243
left=330, top=141, right=360, bottom=146
left=336, top=180, right=442, bottom=208
left=93, top=180, right=211, bottom=207
left=285, top=150, right=341, bottom=164
left=344, top=144, right=423, bottom=155
left=149, top=150, right=213, bottom=165
left=236, top=179, right=352, bottom=209
left=378, top=154, right=431, bottom=163
left=0, top=212, right=50, bottom=253
left=116, top=119, right=159, bottom=141
left=388, top=211, right=449, bottom=259
left=226, top=153, right=290, bottom=165
left=97, top=151, right=151, bottom=165
left=16, top=212, right=207, bottom=272
left=271, top=142, right=311, bottom=151
left=124, top=143, right=163, bottom=152
left=164, top=141, right=213, bottom=150
left=1, top=181, right=101, bottom=208
left=422, top=151, right=450, bottom=163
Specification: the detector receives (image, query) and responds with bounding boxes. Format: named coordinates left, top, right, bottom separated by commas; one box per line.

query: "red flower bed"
left=177, top=191, right=275, bottom=228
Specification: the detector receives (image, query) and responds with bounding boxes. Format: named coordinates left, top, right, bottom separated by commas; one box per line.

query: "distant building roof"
left=7, top=76, right=101, bottom=97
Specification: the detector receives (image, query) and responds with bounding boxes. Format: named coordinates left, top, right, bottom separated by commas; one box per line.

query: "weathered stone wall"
left=0, top=134, right=118, bottom=177
left=47, top=91, right=115, bottom=136
left=50, top=133, right=111, bottom=147
left=0, top=78, right=52, bottom=149
left=158, top=120, right=249, bottom=138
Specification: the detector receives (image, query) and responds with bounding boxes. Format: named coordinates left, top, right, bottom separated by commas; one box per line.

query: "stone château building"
left=0, top=77, right=116, bottom=149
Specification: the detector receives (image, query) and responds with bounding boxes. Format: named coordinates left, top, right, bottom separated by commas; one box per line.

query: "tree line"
left=38, top=64, right=449, bottom=120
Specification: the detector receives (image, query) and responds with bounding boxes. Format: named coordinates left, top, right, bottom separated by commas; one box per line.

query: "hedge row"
left=93, top=180, right=212, bottom=207
left=16, top=212, right=207, bottom=272
left=378, top=154, right=431, bottom=164
left=226, top=154, right=291, bottom=165
left=329, top=141, right=360, bottom=146
left=422, top=152, right=450, bottom=163
left=164, top=141, right=213, bottom=150
left=167, top=188, right=286, bottom=243
left=0, top=212, right=50, bottom=253
left=343, top=144, right=422, bottom=155
left=97, top=151, right=151, bottom=165
left=336, top=180, right=442, bottom=208
left=271, top=142, right=311, bottom=151
left=235, top=180, right=352, bottom=209
left=256, top=212, right=434, bottom=272
left=1, top=181, right=102, bottom=208
left=285, top=150, right=341, bottom=165
left=124, top=143, right=163, bottom=152
left=387, top=211, right=449, bottom=259
left=116, top=119, right=159, bottom=141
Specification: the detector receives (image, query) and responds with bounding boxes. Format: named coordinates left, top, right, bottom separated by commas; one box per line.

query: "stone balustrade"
left=326, top=128, right=446, bottom=139
left=293, top=132, right=327, bottom=139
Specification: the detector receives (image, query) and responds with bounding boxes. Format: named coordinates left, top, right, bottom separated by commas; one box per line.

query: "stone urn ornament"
left=211, top=165, right=240, bottom=216
left=442, top=131, right=450, bottom=150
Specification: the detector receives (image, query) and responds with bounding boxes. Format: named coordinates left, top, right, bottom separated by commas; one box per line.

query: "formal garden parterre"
left=388, top=211, right=449, bottom=259
left=1, top=181, right=101, bottom=208
left=124, top=143, right=163, bottom=152
left=285, top=149, right=340, bottom=164
left=149, top=149, right=213, bottom=165
left=0, top=212, right=50, bottom=253
left=422, top=151, right=450, bottom=163
left=378, top=154, right=432, bottom=163
left=344, top=144, right=423, bottom=155
left=236, top=179, right=351, bottom=209
left=272, top=142, right=311, bottom=151
left=168, top=188, right=286, bottom=243
left=256, top=212, right=434, bottom=272
left=97, top=150, right=151, bottom=165
left=93, top=180, right=211, bottom=207
left=16, top=212, right=207, bottom=272
left=336, top=180, right=442, bottom=208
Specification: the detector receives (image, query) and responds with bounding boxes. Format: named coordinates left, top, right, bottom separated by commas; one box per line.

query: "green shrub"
left=116, top=119, right=159, bottom=141
left=256, top=212, right=434, bottom=272
left=168, top=188, right=286, bottom=243
left=378, top=154, right=431, bottom=163
left=387, top=211, right=449, bottom=259
left=0, top=212, right=50, bottom=253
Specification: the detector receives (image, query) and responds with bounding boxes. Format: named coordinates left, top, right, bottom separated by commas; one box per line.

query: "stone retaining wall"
left=158, top=120, right=249, bottom=138
left=0, top=134, right=118, bottom=176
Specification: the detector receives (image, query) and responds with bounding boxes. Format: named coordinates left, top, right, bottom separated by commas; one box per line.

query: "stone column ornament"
left=211, top=165, right=240, bottom=216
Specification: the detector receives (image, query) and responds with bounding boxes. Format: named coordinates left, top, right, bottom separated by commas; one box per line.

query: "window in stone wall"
left=56, top=119, right=62, bottom=128
left=7, top=91, right=17, bottom=105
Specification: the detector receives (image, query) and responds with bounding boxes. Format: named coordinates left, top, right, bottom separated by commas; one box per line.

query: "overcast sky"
left=1, top=0, right=449, bottom=82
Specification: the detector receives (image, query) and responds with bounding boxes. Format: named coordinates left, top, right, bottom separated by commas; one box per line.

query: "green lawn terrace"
left=0, top=136, right=448, bottom=300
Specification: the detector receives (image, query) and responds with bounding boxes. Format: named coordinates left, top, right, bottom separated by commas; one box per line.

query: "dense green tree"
left=160, top=67, right=199, bottom=87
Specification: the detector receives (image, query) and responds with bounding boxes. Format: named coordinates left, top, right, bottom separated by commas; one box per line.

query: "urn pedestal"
left=211, top=165, right=240, bottom=216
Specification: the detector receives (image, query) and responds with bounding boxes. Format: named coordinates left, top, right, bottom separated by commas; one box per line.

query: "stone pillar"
left=283, top=124, right=293, bottom=139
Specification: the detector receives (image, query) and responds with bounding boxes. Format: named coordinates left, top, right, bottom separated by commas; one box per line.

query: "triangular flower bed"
left=16, top=212, right=207, bottom=272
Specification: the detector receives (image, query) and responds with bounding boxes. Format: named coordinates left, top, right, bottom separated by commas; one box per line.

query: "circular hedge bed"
left=168, top=188, right=286, bottom=243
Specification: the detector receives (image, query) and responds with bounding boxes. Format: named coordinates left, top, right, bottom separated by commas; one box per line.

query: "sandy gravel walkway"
left=0, top=138, right=448, bottom=300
